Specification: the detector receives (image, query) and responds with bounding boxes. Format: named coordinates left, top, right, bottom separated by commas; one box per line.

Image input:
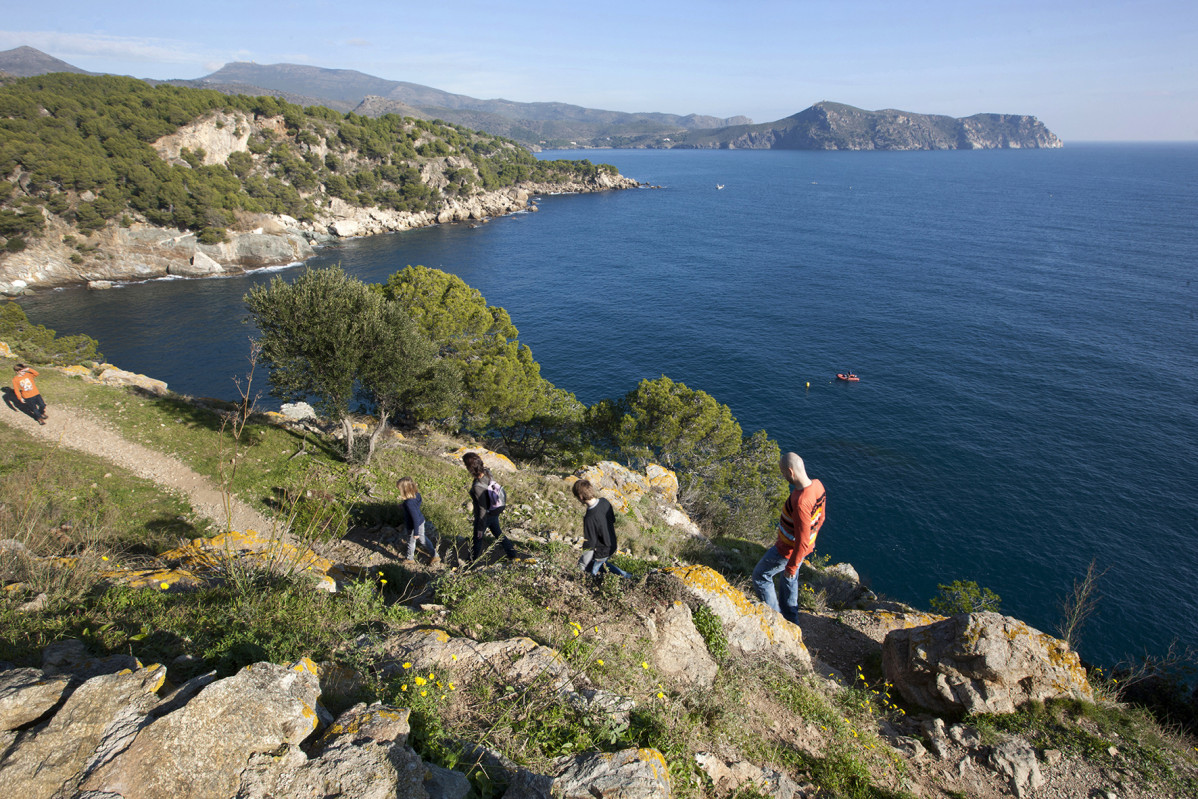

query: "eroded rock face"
left=503, top=748, right=671, bottom=799
left=0, top=667, right=71, bottom=731
left=372, top=628, right=573, bottom=693
left=647, top=601, right=718, bottom=688
left=881, top=611, right=1093, bottom=715
left=663, top=565, right=812, bottom=673
left=81, top=659, right=323, bottom=798
left=0, top=663, right=167, bottom=799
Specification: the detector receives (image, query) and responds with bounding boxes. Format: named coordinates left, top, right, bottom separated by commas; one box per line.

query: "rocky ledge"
left=0, top=172, right=639, bottom=296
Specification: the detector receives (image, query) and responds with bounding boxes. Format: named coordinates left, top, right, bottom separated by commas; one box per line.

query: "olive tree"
left=245, top=265, right=443, bottom=463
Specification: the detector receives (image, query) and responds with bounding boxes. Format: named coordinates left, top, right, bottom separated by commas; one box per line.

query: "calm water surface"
left=18, top=144, right=1198, bottom=666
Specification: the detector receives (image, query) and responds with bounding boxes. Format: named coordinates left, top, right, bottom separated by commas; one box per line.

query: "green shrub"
left=929, top=579, right=1001, bottom=615
left=0, top=301, right=101, bottom=364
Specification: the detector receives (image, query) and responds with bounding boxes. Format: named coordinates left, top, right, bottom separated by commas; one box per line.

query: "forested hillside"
left=0, top=73, right=620, bottom=252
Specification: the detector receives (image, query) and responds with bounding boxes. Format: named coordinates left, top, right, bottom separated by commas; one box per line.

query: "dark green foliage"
left=591, top=375, right=787, bottom=537
left=245, top=266, right=448, bottom=463
left=930, top=579, right=1002, bottom=614
left=382, top=265, right=584, bottom=461
left=0, top=73, right=619, bottom=246
left=0, top=301, right=101, bottom=364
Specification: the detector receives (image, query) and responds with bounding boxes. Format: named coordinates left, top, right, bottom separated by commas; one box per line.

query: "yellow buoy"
left=806, top=382, right=810, bottom=389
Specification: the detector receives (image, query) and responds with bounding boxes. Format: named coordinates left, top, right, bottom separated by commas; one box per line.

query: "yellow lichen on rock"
left=638, top=747, right=670, bottom=780
left=59, top=364, right=93, bottom=379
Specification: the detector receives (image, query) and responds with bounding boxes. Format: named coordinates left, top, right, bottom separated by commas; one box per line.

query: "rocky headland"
left=0, top=94, right=640, bottom=297
left=671, top=101, right=1063, bottom=151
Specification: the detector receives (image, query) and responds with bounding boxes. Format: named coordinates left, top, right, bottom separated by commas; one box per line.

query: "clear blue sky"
left=4, top=1, right=1196, bottom=141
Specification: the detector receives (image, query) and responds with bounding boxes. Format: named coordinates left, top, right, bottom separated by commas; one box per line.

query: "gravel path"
left=1, top=401, right=275, bottom=534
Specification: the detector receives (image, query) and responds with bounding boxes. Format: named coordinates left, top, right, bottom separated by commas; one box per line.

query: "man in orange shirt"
left=12, top=363, right=49, bottom=424
left=751, top=451, right=826, bottom=623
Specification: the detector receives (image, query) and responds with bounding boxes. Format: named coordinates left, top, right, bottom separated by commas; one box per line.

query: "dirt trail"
left=1, top=402, right=275, bottom=535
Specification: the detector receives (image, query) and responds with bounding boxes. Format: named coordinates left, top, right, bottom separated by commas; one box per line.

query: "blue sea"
left=16, top=144, right=1198, bottom=667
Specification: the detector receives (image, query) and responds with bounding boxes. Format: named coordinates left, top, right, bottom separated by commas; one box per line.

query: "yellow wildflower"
left=415, top=676, right=427, bottom=686
left=403, top=662, right=412, bottom=669
left=160, top=582, right=170, bottom=590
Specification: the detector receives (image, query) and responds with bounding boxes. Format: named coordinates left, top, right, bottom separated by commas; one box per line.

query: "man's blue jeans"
left=752, top=544, right=801, bottom=623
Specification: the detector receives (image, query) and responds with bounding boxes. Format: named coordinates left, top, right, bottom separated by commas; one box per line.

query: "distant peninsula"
left=667, top=101, right=1063, bottom=151
left=0, top=48, right=1062, bottom=152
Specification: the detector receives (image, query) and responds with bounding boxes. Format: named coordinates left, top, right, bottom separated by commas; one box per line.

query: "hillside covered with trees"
left=0, top=73, right=624, bottom=255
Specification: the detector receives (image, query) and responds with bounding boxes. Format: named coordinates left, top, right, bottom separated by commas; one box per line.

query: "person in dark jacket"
left=397, top=476, right=439, bottom=565
left=462, top=451, right=517, bottom=562
left=571, top=479, right=630, bottom=579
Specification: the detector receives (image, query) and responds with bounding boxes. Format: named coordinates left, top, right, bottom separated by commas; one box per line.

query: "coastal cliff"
left=0, top=75, right=639, bottom=295
left=0, top=172, right=634, bottom=295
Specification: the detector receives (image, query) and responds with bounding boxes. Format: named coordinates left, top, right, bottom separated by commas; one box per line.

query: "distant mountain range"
left=0, top=46, right=1062, bottom=151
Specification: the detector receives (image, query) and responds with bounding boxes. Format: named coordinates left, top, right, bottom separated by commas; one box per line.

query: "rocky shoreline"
left=0, top=172, right=640, bottom=297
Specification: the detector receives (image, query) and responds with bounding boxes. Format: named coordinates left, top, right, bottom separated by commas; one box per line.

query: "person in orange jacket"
left=751, top=451, right=826, bottom=623
left=12, top=363, right=49, bottom=424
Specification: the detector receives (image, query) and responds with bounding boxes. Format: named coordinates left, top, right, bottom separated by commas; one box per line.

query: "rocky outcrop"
left=645, top=600, right=718, bottom=688
left=169, top=249, right=224, bottom=277
left=96, top=366, right=169, bottom=396
left=0, top=217, right=319, bottom=296
left=0, top=174, right=635, bottom=295
left=0, top=662, right=168, bottom=798
left=444, top=444, right=518, bottom=474
left=0, top=639, right=672, bottom=799
left=881, top=611, right=1093, bottom=715
left=502, top=748, right=671, bottom=799
left=664, top=565, right=812, bottom=673
left=568, top=461, right=680, bottom=513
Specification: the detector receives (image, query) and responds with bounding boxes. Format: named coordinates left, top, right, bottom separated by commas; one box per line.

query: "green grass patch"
left=0, top=573, right=415, bottom=679
left=0, top=422, right=203, bottom=557
left=970, top=698, right=1198, bottom=791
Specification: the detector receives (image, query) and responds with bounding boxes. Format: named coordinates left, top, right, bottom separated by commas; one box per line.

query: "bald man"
left=751, top=452, right=826, bottom=623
